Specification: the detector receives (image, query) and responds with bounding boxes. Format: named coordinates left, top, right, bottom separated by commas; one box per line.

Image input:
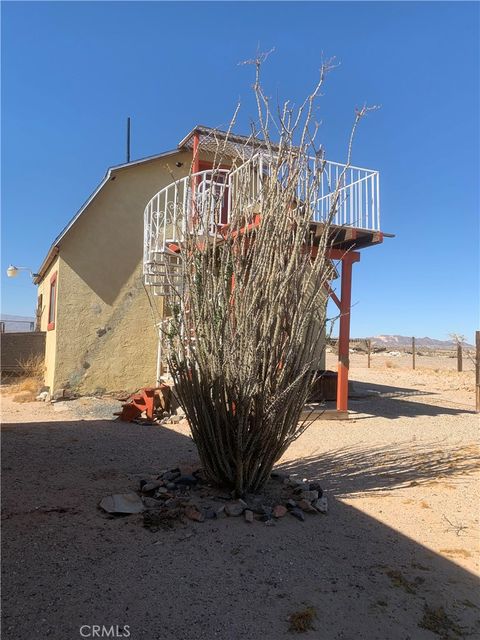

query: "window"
left=47, top=272, right=57, bottom=331
left=36, top=294, right=43, bottom=331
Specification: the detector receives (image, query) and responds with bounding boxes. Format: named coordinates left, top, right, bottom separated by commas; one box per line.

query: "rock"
left=166, top=482, right=177, bottom=490
left=216, top=505, right=226, bottom=518
left=289, top=478, right=309, bottom=490
left=297, top=499, right=317, bottom=513
left=36, top=391, right=49, bottom=402
left=142, top=497, right=163, bottom=509
left=204, top=508, right=217, bottom=519
left=244, top=509, right=254, bottom=523
left=309, top=482, right=323, bottom=496
left=289, top=507, right=305, bottom=522
left=225, top=501, right=245, bottom=517
left=300, top=490, right=319, bottom=502
left=271, top=470, right=288, bottom=480
left=52, top=388, right=66, bottom=402
left=176, top=475, right=198, bottom=487
left=264, top=519, right=275, bottom=526
left=313, top=496, right=328, bottom=514
left=141, top=481, right=162, bottom=494
left=286, top=499, right=297, bottom=509
left=155, top=487, right=169, bottom=496
left=238, top=498, right=249, bottom=508
left=273, top=505, right=287, bottom=518
left=184, top=505, right=205, bottom=522
left=293, top=483, right=310, bottom=494
left=163, top=469, right=181, bottom=481
left=244, top=495, right=265, bottom=514
left=164, top=498, right=181, bottom=508
left=99, top=493, right=144, bottom=515
left=169, top=415, right=182, bottom=424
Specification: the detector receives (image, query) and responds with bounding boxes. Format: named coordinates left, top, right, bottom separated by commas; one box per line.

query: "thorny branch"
left=154, top=54, right=375, bottom=495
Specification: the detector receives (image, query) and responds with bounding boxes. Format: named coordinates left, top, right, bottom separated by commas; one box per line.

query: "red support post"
left=336, top=252, right=360, bottom=413
left=192, top=131, right=200, bottom=175
left=191, top=131, right=200, bottom=229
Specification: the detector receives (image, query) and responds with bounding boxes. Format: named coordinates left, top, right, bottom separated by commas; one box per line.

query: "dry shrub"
left=18, top=354, right=45, bottom=379
left=418, top=604, right=463, bottom=639
left=288, top=606, right=316, bottom=633
left=385, top=360, right=397, bottom=369
left=11, top=354, right=45, bottom=403
left=158, top=55, right=377, bottom=496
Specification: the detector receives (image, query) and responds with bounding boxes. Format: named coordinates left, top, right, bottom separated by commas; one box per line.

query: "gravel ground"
left=1, top=359, right=479, bottom=640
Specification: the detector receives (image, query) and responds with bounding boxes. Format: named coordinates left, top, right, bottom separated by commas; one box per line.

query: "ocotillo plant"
left=162, top=59, right=374, bottom=495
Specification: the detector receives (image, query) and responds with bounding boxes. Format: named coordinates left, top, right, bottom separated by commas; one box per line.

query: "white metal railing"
left=143, top=154, right=380, bottom=289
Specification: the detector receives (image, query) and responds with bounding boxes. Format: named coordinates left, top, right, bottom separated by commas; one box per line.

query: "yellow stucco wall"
left=41, top=151, right=191, bottom=394
left=37, top=147, right=328, bottom=392
left=36, top=256, right=60, bottom=390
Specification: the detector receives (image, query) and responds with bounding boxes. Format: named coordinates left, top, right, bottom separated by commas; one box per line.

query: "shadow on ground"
left=279, top=441, right=480, bottom=497
left=343, top=380, right=476, bottom=419
left=2, top=418, right=479, bottom=640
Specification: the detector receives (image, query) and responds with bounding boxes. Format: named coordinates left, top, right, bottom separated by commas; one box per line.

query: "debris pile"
left=99, top=468, right=327, bottom=529
left=114, top=384, right=183, bottom=424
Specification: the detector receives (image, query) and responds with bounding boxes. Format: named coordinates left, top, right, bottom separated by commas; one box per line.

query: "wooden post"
left=475, top=331, right=479, bottom=413
left=457, top=341, right=463, bottom=372
left=367, top=339, right=371, bottom=369
left=336, top=252, right=360, bottom=413
left=412, top=337, right=416, bottom=370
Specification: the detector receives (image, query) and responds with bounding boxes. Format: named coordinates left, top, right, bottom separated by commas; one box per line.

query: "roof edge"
left=34, top=148, right=181, bottom=284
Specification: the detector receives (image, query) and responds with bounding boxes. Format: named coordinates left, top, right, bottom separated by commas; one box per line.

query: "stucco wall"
left=36, top=256, right=59, bottom=390
left=47, top=152, right=191, bottom=394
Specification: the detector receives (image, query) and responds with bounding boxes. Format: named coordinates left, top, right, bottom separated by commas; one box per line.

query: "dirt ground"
left=1, top=355, right=479, bottom=640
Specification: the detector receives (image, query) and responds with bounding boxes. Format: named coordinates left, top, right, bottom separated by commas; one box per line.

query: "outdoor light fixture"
left=6, top=265, right=39, bottom=280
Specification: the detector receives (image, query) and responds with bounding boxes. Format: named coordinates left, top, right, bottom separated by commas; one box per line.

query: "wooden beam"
left=336, top=253, right=358, bottom=412
left=323, top=282, right=341, bottom=310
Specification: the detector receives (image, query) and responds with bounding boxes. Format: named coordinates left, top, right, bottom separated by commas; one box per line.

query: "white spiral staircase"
left=143, top=153, right=380, bottom=296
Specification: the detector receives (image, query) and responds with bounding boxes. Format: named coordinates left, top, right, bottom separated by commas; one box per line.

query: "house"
left=35, top=126, right=386, bottom=413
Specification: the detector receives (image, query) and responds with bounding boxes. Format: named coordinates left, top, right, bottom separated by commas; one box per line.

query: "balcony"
left=143, top=152, right=381, bottom=294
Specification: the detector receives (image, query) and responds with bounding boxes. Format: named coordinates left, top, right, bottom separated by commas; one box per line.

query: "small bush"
left=10, top=354, right=45, bottom=402
left=18, top=354, right=45, bottom=379
left=418, top=604, right=463, bottom=639
left=288, top=606, right=316, bottom=633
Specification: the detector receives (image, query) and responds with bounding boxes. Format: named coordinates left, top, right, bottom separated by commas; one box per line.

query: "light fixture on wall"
left=6, top=265, right=39, bottom=280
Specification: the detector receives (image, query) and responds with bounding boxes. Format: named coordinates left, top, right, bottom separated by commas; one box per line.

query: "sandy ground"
left=1, top=357, right=479, bottom=640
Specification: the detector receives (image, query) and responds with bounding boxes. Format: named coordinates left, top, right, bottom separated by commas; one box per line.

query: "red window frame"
left=198, top=161, right=231, bottom=225
left=47, top=272, right=57, bottom=331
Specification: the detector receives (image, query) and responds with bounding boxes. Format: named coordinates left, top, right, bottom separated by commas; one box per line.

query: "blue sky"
left=2, top=1, right=478, bottom=341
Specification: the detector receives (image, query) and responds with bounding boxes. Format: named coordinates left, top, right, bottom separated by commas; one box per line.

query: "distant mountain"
left=369, top=335, right=474, bottom=349
left=0, top=314, right=35, bottom=332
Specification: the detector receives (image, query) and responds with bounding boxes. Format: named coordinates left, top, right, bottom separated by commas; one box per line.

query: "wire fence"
left=0, top=320, right=36, bottom=333
left=326, top=337, right=477, bottom=372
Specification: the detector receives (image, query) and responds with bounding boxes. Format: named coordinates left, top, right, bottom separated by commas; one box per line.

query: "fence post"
left=457, top=341, right=463, bottom=372
left=0, top=322, right=4, bottom=333
left=367, top=339, right=371, bottom=369
left=412, top=337, right=416, bottom=370
left=476, top=331, right=479, bottom=413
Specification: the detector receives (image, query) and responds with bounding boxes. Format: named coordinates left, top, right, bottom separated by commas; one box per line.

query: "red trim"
left=336, top=253, right=360, bottom=412
left=327, top=248, right=361, bottom=262
left=323, top=282, right=341, bottom=310
left=47, top=271, right=57, bottom=331
left=192, top=132, right=200, bottom=174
